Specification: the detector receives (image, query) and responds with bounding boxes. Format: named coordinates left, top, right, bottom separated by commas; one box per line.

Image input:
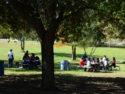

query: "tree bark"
left=8, top=0, right=60, bottom=90
left=41, top=31, right=56, bottom=90
left=21, top=38, right=25, bottom=52
left=72, top=45, right=76, bottom=60
left=83, top=47, right=86, bottom=53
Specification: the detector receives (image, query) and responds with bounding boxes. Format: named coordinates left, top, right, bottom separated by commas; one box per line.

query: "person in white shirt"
left=8, top=49, right=14, bottom=68
left=102, top=55, right=106, bottom=63
left=104, top=58, right=110, bottom=71
left=83, top=58, right=91, bottom=71
left=86, top=58, right=91, bottom=68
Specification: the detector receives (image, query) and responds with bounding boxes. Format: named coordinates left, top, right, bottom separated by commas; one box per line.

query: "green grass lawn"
left=1, top=40, right=125, bottom=94
left=0, top=40, right=125, bottom=77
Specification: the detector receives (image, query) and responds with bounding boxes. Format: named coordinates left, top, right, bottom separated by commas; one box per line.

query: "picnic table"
left=80, top=63, right=120, bottom=72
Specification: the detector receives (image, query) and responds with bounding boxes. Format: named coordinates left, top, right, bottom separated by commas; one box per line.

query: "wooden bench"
left=108, top=65, right=120, bottom=71
left=112, top=65, right=120, bottom=71
left=23, top=64, right=30, bottom=68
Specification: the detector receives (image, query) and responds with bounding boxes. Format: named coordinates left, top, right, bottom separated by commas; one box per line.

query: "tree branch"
left=7, top=0, right=46, bottom=38
left=56, top=5, right=98, bottom=25
left=54, top=5, right=98, bottom=34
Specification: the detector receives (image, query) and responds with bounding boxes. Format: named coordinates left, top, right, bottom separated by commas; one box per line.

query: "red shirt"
left=112, top=60, right=116, bottom=63
left=79, top=59, right=85, bottom=67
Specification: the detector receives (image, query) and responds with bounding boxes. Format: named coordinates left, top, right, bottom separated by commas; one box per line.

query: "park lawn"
left=0, top=40, right=125, bottom=77
left=1, top=40, right=125, bottom=94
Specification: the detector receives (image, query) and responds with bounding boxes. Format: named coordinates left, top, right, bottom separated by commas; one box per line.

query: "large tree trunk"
left=8, top=0, right=58, bottom=90
left=41, top=31, right=56, bottom=90
left=72, top=45, right=76, bottom=60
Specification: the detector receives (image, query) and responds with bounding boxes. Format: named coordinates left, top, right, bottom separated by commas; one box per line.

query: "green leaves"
left=1, top=0, right=125, bottom=41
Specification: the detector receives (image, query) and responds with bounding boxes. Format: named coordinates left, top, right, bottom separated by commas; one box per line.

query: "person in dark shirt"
left=82, top=52, right=87, bottom=61
left=23, top=50, right=30, bottom=64
left=111, top=57, right=116, bottom=68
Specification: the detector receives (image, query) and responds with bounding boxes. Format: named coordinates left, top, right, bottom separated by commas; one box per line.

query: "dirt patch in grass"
left=0, top=74, right=125, bottom=94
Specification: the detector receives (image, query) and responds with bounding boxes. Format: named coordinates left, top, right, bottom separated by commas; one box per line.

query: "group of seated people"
left=22, top=51, right=40, bottom=68
left=79, top=54, right=116, bottom=72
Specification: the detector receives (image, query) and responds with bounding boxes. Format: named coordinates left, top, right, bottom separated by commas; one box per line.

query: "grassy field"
left=0, top=40, right=125, bottom=77
left=1, top=40, right=125, bottom=94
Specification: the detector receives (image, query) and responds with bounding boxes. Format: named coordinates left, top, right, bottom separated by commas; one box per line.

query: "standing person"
left=8, top=49, right=14, bottom=68
left=111, top=57, right=116, bottom=68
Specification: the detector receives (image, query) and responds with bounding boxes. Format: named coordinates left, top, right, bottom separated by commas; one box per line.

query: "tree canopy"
left=1, top=0, right=125, bottom=90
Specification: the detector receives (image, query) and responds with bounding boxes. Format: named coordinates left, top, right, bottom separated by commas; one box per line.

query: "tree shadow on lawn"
left=3, top=60, right=23, bottom=68
left=55, top=61, right=81, bottom=71
left=54, top=52, right=83, bottom=58
left=98, top=45, right=125, bottom=49
left=54, top=52, right=104, bottom=60
left=108, top=45, right=125, bottom=49
left=119, top=61, right=125, bottom=64
left=32, top=52, right=41, bottom=56
left=33, top=52, right=103, bottom=62
left=32, top=52, right=78, bottom=58
left=3, top=60, right=42, bottom=72
left=0, top=74, right=125, bottom=94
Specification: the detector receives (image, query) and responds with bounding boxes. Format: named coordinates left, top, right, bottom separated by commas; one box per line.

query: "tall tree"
left=57, top=15, right=83, bottom=60
left=2, top=0, right=125, bottom=90
left=3, top=0, right=99, bottom=90
left=58, top=9, right=106, bottom=58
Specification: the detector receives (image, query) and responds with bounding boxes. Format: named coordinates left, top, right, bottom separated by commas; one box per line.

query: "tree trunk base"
left=41, top=86, right=60, bottom=91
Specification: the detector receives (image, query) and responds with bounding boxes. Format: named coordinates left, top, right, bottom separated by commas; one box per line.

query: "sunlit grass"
left=0, top=40, right=125, bottom=77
